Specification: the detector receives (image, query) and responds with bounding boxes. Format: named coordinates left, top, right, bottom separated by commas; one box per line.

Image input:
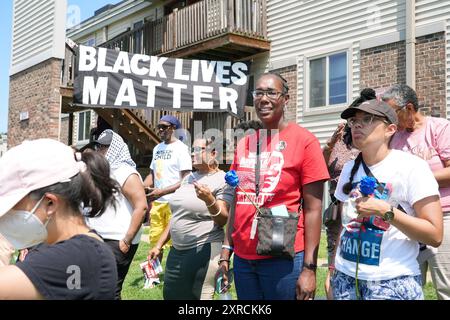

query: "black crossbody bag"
left=254, top=135, right=300, bottom=259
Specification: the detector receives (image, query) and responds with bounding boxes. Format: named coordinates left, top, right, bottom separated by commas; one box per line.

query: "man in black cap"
left=143, top=115, right=192, bottom=262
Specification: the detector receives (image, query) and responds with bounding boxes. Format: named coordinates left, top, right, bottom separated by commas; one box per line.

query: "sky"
left=0, top=0, right=122, bottom=133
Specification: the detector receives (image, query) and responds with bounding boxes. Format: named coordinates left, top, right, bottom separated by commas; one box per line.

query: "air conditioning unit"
left=19, top=111, right=29, bottom=121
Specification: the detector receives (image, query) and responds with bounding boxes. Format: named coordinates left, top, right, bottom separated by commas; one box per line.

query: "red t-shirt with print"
left=230, top=122, right=330, bottom=260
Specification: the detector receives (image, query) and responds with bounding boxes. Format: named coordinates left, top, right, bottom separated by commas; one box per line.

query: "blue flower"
left=225, top=170, right=239, bottom=188
left=225, top=170, right=262, bottom=215
left=359, top=176, right=377, bottom=196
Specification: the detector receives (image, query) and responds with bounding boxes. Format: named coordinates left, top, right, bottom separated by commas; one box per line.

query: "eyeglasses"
left=252, top=90, right=284, bottom=100
left=347, top=114, right=388, bottom=128
left=157, top=124, right=172, bottom=131
left=191, top=146, right=206, bottom=153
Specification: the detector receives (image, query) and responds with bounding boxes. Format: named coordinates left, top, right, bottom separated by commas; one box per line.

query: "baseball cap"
left=93, top=130, right=113, bottom=145
left=341, top=99, right=398, bottom=125
left=160, top=115, right=181, bottom=129
left=0, top=139, right=83, bottom=218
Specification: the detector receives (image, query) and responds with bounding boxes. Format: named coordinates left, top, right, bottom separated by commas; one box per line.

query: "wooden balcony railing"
left=102, top=0, right=267, bottom=56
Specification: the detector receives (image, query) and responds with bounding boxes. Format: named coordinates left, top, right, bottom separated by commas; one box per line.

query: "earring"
left=207, top=158, right=219, bottom=171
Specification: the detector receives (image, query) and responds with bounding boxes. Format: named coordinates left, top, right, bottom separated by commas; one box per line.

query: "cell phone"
left=220, top=283, right=232, bottom=294
left=216, top=276, right=231, bottom=294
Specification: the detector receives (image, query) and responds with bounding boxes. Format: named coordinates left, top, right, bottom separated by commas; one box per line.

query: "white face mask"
left=0, top=196, right=49, bottom=250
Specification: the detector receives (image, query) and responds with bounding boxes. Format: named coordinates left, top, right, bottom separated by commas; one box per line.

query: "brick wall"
left=60, top=115, right=70, bottom=146
left=360, top=32, right=446, bottom=117
left=360, top=41, right=406, bottom=89
left=415, top=32, right=446, bottom=117
left=8, top=58, right=63, bottom=147
left=270, top=65, right=297, bottom=122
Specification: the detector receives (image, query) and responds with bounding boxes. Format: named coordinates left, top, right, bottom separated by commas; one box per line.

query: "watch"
left=382, top=206, right=395, bottom=222
left=303, top=262, right=317, bottom=271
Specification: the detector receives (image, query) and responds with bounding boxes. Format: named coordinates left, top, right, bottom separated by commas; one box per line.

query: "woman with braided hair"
left=330, top=99, right=443, bottom=300
left=331, top=100, right=443, bottom=300
left=322, top=88, right=375, bottom=299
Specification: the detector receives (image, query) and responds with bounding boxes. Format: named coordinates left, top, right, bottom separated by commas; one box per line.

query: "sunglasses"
left=157, top=124, right=173, bottom=131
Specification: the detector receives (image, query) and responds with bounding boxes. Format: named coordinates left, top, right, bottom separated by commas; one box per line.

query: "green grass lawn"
left=121, top=230, right=437, bottom=300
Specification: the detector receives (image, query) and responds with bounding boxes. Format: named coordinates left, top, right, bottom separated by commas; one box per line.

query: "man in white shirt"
left=144, top=115, right=192, bottom=261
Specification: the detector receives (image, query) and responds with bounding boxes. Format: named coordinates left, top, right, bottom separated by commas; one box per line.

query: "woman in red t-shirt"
left=219, top=73, right=329, bottom=300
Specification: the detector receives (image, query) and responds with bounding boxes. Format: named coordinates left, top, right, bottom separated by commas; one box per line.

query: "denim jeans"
left=233, top=251, right=304, bottom=300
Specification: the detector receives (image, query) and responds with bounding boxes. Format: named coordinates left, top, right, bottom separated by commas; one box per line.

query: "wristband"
left=303, top=262, right=317, bottom=271
left=218, top=258, right=230, bottom=265
left=221, top=245, right=234, bottom=251
left=122, top=238, right=131, bottom=247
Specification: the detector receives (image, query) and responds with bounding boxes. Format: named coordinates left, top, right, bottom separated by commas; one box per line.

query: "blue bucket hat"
left=160, top=115, right=181, bottom=129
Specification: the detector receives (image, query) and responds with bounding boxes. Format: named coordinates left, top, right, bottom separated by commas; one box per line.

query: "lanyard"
left=255, top=132, right=261, bottom=198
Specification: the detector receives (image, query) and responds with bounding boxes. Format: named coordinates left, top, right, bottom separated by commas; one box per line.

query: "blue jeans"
left=233, top=251, right=304, bottom=300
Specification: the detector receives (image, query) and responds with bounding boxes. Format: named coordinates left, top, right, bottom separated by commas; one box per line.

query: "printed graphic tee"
left=391, top=116, right=450, bottom=212
left=150, top=139, right=192, bottom=203
left=231, top=123, right=330, bottom=260
left=334, top=150, right=439, bottom=281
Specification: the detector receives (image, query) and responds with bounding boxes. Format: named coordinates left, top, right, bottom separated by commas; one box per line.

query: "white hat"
left=0, top=139, right=83, bottom=218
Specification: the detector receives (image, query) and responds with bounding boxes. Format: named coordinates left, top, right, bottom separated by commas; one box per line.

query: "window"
left=309, top=52, right=347, bottom=108
left=84, top=37, right=96, bottom=47
left=77, top=111, right=91, bottom=142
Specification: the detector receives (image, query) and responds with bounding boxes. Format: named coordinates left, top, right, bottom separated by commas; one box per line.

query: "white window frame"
left=76, top=110, right=92, bottom=145
left=303, top=44, right=352, bottom=116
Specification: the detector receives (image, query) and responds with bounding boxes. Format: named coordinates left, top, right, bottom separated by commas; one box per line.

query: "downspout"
left=406, top=0, right=416, bottom=89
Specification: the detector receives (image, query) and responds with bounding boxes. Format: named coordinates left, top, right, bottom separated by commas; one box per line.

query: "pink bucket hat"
left=0, top=139, right=85, bottom=218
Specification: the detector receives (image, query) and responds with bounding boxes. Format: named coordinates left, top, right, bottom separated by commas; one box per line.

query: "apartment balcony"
left=101, top=0, right=270, bottom=60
